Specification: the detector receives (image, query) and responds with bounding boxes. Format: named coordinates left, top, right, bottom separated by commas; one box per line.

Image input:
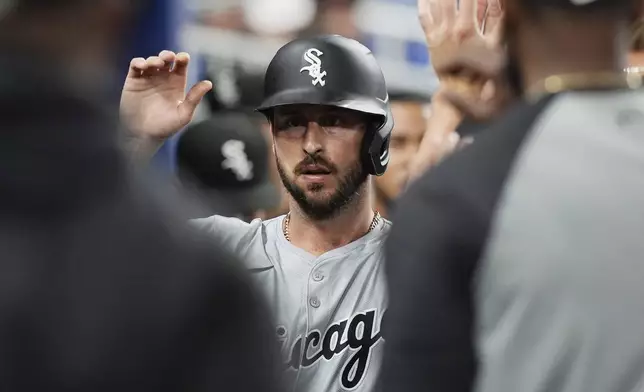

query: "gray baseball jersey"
left=192, top=214, right=391, bottom=392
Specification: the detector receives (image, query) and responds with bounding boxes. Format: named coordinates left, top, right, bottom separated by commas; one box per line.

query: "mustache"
left=294, top=155, right=336, bottom=175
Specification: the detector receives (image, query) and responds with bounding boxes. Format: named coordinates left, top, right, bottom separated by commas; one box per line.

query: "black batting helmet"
left=257, top=34, right=394, bottom=176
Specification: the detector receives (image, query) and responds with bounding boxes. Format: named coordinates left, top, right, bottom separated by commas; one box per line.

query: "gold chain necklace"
left=283, top=211, right=381, bottom=243
left=526, top=71, right=643, bottom=102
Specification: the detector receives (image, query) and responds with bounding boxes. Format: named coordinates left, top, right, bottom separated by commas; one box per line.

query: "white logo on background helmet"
left=300, top=48, right=327, bottom=87
left=221, top=140, right=254, bottom=181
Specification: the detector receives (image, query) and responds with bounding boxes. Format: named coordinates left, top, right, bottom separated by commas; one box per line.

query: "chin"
left=298, top=176, right=336, bottom=191
left=303, top=186, right=335, bottom=202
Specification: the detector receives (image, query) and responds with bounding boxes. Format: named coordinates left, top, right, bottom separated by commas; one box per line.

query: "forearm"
left=429, top=86, right=464, bottom=135
left=119, top=130, right=167, bottom=168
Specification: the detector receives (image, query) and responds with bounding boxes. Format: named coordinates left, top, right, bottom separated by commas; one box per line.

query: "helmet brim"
left=256, top=88, right=388, bottom=119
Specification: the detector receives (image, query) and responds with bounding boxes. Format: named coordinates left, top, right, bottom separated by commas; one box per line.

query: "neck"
left=516, top=14, right=630, bottom=94
left=286, top=188, right=376, bottom=256
left=372, top=187, right=390, bottom=219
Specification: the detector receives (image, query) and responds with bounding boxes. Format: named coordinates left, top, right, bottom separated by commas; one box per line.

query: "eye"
left=318, top=115, right=344, bottom=128
left=276, top=116, right=306, bottom=131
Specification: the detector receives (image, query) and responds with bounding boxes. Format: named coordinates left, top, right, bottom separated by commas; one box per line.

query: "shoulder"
left=388, top=96, right=558, bottom=268
left=410, top=95, right=557, bottom=212
left=190, top=215, right=286, bottom=269
left=191, top=215, right=284, bottom=240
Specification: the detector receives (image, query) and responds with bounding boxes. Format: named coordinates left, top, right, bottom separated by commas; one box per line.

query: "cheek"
left=273, top=140, right=302, bottom=168
left=327, top=135, right=363, bottom=167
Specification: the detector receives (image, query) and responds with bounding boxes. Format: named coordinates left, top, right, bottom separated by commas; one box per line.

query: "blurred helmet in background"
left=242, top=0, right=317, bottom=37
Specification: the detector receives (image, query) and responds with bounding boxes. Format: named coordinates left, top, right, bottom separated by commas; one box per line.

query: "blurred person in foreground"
left=0, top=1, right=281, bottom=391
left=121, top=35, right=398, bottom=391
left=373, top=92, right=431, bottom=218
left=176, top=112, right=281, bottom=221
left=382, top=0, right=644, bottom=391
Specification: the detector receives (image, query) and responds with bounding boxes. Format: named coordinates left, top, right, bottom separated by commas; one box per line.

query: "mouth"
left=299, top=165, right=332, bottom=176
left=298, top=165, right=332, bottom=182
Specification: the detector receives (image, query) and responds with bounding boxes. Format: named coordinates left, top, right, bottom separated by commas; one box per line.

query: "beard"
left=276, top=155, right=368, bottom=221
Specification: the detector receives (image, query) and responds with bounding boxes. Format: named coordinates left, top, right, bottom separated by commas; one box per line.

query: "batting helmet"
left=256, top=34, right=394, bottom=176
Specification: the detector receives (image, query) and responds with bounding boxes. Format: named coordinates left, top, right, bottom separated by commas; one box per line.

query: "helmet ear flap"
left=361, top=113, right=394, bottom=176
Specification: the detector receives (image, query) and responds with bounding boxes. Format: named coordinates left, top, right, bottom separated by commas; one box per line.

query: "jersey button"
left=309, top=297, right=321, bottom=308
left=313, top=272, right=324, bottom=282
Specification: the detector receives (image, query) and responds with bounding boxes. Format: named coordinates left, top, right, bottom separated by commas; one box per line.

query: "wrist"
left=439, top=76, right=485, bottom=97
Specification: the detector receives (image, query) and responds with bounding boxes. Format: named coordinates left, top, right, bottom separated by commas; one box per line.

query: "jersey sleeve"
left=190, top=216, right=265, bottom=259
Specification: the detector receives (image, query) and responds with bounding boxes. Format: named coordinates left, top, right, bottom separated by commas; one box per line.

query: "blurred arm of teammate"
left=380, top=159, right=481, bottom=392
left=119, top=50, right=212, bottom=165
left=407, top=0, right=505, bottom=181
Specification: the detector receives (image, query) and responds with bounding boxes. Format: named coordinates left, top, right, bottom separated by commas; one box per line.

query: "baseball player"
left=121, top=35, right=394, bottom=391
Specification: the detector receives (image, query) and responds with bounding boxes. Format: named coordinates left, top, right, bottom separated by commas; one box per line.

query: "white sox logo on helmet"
left=300, top=48, right=327, bottom=87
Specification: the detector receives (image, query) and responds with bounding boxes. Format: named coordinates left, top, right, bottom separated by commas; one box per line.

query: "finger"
left=145, top=56, right=165, bottom=69
left=442, top=90, right=497, bottom=121
left=178, top=80, right=213, bottom=123
left=440, top=0, right=456, bottom=29
left=158, top=50, right=177, bottom=71
left=455, top=0, right=475, bottom=36
left=142, top=56, right=165, bottom=77
left=172, top=52, right=191, bottom=76
left=420, top=0, right=448, bottom=45
left=483, top=0, right=504, bottom=42
left=418, top=0, right=433, bottom=28
left=477, top=0, right=488, bottom=29
left=127, top=57, right=148, bottom=78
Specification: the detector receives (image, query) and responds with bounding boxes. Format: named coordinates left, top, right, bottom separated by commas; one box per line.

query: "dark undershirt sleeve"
left=380, top=96, right=554, bottom=392
left=381, top=174, right=484, bottom=392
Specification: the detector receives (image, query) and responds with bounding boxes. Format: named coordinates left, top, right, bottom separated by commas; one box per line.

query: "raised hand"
left=406, top=0, right=505, bottom=181
left=419, top=0, right=503, bottom=81
left=120, top=50, right=213, bottom=140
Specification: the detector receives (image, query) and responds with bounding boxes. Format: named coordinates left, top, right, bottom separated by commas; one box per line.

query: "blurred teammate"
left=373, top=93, right=430, bottom=218
left=121, top=35, right=395, bottom=391
left=176, top=112, right=281, bottom=221
left=0, top=1, right=280, bottom=391
left=383, top=0, right=644, bottom=392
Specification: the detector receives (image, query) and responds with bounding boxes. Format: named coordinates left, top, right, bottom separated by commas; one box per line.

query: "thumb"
left=178, top=80, right=213, bottom=123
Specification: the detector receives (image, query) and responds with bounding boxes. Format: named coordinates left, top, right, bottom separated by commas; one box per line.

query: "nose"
left=302, top=121, right=324, bottom=156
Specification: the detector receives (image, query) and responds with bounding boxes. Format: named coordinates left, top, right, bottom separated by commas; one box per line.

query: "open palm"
left=419, top=0, right=503, bottom=80
left=120, top=50, right=213, bottom=140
